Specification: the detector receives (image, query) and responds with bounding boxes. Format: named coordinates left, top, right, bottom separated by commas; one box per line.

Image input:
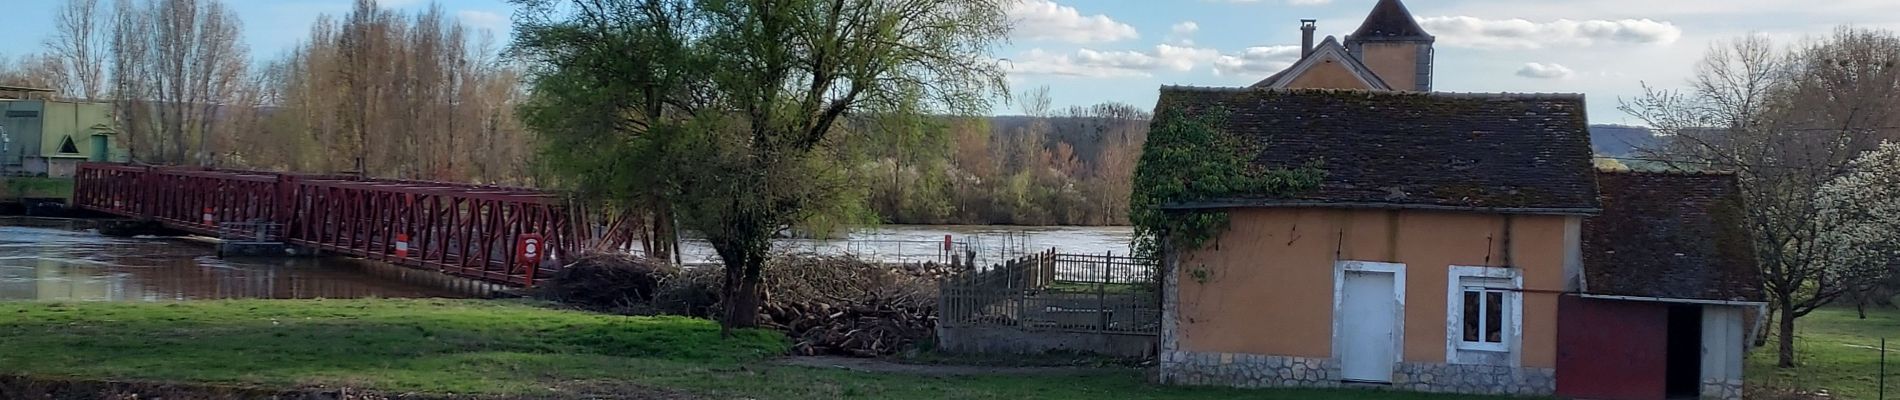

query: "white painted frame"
left=1332, top=260, right=1407, bottom=379
left=1446, top=265, right=1523, bottom=365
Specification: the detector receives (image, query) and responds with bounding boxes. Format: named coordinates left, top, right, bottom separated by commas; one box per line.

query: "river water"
left=0, top=221, right=1136, bottom=301
left=0, top=224, right=463, bottom=301
left=667, top=225, right=1137, bottom=266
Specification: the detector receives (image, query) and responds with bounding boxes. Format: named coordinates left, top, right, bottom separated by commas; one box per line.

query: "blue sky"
left=3, top=0, right=1898, bottom=124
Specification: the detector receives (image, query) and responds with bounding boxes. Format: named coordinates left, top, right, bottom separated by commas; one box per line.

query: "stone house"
left=1148, top=1, right=1764, bottom=398
left=1152, top=87, right=1598, bottom=396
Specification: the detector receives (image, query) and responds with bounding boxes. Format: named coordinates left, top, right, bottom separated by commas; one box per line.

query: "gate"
left=937, top=250, right=1159, bottom=356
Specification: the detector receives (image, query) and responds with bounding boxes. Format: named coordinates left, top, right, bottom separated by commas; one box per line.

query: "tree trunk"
left=1753, top=310, right=1771, bottom=348
left=1777, top=302, right=1797, bottom=368
left=713, top=232, right=768, bottom=337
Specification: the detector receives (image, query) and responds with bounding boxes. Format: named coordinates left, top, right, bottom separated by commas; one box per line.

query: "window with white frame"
left=1447, top=266, right=1521, bottom=357
left=1458, top=278, right=1511, bottom=351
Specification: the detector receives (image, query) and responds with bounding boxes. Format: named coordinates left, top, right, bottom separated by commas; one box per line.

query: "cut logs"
left=756, top=253, right=945, bottom=357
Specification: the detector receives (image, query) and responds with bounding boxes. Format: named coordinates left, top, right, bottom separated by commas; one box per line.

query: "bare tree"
left=0, top=54, right=64, bottom=93
left=1622, top=28, right=1900, bottom=368
left=109, top=0, right=249, bottom=165
left=47, top=0, right=108, bottom=100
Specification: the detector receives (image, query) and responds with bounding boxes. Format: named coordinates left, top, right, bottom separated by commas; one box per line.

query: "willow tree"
left=512, top=0, right=1009, bottom=332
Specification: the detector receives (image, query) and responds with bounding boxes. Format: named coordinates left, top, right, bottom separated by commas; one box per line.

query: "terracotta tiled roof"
left=1349, top=0, right=1432, bottom=40
left=1583, top=171, right=1765, bottom=302
left=1154, top=87, right=1599, bottom=213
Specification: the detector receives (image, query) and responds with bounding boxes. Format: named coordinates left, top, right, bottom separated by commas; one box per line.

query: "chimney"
left=1300, top=19, right=1318, bottom=58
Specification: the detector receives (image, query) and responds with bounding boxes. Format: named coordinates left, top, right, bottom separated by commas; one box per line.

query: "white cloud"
left=1172, top=22, right=1200, bottom=36
left=1007, top=44, right=1225, bottom=78
left=1213, top=46, right=1302, bottom=76
left=457, top=10, right=506, bottom=32
left=1516, top=62, right=1576, bottom=79
left=1167, top=21, right=1200, bottom=45
left=1419, top=16, right=1684, bottom=50
left=1009, top=0, right=1139, bottom=44
left=1008, top=48, right=1155, bottom=78
left=1006, top=42, right=1308, bottom=79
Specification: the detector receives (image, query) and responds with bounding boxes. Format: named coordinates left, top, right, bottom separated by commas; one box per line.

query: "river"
left=0, top=224, right=464, bottom=301
left=666, top=225, right=1136, bottom=266
left=0, top=221, right=1136, bottom=301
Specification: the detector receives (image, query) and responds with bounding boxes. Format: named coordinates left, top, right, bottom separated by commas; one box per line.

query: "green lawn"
left=1, top=176, right=74, bottom=200
left=1747, top=306, right=1900, bottom=399
left=0, top=299, right=1518, bottom=399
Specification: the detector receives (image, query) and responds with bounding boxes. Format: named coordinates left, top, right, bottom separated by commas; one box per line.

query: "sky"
left=3, top=0, right=1899, bottom=124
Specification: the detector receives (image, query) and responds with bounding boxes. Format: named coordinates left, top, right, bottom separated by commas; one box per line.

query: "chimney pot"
left=1300, top=19, right=1318, bottom=58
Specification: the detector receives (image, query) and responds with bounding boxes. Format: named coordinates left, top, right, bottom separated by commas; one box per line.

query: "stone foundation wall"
left=1157, top=351, right=1339, bottom=388
left=1158, top=350, right=1561, bottom=397
left=1701, top=379, right=1742, bottom=400
left=1390, top=362, right=1554, bottom=396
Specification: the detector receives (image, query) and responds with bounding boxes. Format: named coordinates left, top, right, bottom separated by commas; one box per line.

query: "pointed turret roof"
left=1349, top=0, right=1431, bottom=40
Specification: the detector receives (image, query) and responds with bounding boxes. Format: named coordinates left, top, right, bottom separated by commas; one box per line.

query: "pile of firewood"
left=759, top=295, right=935, bottom=357
left=755, top=253, right=939, bottom=357
left=540, top=251, right=943, bottom=357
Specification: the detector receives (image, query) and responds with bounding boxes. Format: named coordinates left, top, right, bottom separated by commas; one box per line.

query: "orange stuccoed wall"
left=1172, top=207, right=1576, bottom=368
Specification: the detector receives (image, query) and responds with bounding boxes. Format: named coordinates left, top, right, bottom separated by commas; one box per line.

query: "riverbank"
left=0, top=299, right=1522, bottom=400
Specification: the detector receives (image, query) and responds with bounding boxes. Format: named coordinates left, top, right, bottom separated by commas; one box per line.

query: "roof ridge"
left=1597, top=170, right=1739, bottom=177
left=1159, top=85, right=1585, bottom=100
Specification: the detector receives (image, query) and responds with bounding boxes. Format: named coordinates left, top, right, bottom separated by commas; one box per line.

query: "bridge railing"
left=73, top=162, right=591, bottom=287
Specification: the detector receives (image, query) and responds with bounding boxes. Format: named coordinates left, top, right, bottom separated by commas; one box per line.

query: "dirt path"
left=773, top=356, right=1113, bottom=377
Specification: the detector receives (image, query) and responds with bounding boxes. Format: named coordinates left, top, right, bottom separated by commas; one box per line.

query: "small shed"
left=1557, top=171, right=1765, bottom=400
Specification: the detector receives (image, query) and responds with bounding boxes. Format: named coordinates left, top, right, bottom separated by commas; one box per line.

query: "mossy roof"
left=1154, top=86, right=1600, bottom=213
left=1582, top=171, right=1765, bottom=302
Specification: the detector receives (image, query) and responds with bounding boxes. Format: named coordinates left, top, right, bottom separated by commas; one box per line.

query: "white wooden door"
left=1339, top=270, right=1398, bottom=382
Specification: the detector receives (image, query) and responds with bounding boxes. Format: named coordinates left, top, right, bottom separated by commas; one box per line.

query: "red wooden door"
left=1556, top=296, right=1669, bottom=400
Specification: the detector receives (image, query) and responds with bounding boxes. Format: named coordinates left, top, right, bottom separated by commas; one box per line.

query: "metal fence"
left=939, top=249, right=1160, bottom=335
left=217, top=221, right=283, bottom=244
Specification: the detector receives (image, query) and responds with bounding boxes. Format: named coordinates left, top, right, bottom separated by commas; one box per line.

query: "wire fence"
left=939, top=249, right=1160, bottom=335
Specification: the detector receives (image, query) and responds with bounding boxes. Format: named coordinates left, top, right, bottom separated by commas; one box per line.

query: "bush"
left=541, top=252, right=679, bottom=311
left=655, top=266, right=723, bottom=317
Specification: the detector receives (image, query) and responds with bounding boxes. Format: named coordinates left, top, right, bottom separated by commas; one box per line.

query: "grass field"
left=1747, top=306, right=1900, bottom=399
left=0, top=299, right=1522, bottom=400
left=1, top=177, right=74, bottom=200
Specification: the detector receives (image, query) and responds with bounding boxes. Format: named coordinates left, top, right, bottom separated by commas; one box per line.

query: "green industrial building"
left=0, top=85, right=127, bottom=178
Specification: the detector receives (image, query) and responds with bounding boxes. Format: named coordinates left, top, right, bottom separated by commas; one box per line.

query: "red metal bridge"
left=72, top=162, right=626, bottom=287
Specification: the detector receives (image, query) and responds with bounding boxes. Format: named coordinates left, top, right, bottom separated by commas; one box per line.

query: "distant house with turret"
left=1252, top=0, right=1433, bottom=91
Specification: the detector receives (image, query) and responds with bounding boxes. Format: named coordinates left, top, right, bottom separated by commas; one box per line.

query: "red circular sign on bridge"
left=516, top=233, right=545, bottom=268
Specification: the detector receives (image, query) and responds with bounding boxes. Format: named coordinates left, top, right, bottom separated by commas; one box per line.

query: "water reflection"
left=0, top=225, right=464, bottom=301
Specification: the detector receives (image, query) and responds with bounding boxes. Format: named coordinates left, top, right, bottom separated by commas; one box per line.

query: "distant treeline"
left=849, top=100, right=1149, bottom=226
left=0, top=0, right=535, bottom=184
